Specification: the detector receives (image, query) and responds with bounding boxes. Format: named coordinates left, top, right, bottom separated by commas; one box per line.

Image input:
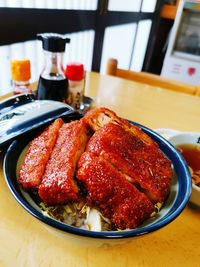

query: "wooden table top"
left=0, top=72, right=200, bottom=267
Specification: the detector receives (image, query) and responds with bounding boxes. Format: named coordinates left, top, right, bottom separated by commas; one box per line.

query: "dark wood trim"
left=143, top=18, right=174, bottom=74
left=0, top=7, right=155, bottom=45
left=142, top=0, right=164, bottom=72
left=0, top=8, right=96, bottom=45
left=91, top=0, right=107, bottom=71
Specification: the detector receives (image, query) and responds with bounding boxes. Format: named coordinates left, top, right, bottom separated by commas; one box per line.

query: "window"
left=0, top=0, right=162, bottom=95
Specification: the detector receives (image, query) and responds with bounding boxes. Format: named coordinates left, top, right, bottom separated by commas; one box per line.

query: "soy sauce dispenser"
left=37, top=33, right=70, bottom=102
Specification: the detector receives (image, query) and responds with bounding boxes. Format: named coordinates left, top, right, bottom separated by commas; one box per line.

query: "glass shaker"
left=65, top=62, right=85, bottom=110
left=11, top=59, right=32, bottom=95
left=37, top=33, right=70, bottom=102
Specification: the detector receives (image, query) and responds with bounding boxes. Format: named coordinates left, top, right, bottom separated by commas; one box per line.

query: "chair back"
left=106, top=58, right=197, bottom=95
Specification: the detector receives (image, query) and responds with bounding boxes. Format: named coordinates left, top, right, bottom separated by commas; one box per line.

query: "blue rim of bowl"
left=3, top=121, right=192, bottom=239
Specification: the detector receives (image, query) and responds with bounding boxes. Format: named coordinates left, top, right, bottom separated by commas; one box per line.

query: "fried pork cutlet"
left=19, top=107, right=172, bottom=230
left=18, top=118, right=64, bottom=190
left=77, top=153, right=155, bottom=230
left=83, top=107, right=155, bottom=146
left=84, top=122, right=172, bottom=203
left=38, top=120, right=91, bottom=205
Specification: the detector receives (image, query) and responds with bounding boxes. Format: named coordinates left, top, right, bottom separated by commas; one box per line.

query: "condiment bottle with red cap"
left=65, top=62, right=84, bottom=110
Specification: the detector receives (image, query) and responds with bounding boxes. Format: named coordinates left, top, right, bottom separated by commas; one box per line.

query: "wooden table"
left=0, top=72, right=200, bottom=267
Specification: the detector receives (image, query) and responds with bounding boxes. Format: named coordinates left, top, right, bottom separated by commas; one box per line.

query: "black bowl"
left=3, top=119, right=192, bottom=246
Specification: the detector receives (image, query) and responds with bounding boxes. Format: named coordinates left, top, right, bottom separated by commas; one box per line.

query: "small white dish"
left=154, top=128, right=180, bottom=140
left=168, top=132, right=200, bottom=208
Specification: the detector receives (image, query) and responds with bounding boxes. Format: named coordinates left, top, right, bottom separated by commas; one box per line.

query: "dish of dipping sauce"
left=176, top=144, right=200, bottom=187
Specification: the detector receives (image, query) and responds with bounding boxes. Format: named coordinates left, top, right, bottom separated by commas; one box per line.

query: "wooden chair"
left=195, top=86, right=200, bottom=97
left=106, top=58, right=197, bottom=95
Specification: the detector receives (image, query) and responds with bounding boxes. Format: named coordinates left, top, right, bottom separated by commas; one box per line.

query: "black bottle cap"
left=37, top=33, right=70, bottom=52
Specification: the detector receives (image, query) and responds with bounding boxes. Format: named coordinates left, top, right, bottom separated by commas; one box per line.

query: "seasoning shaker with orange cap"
left=65, top=62, right=85, bottom=110
left=10, top=59, right=32, bottom=95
